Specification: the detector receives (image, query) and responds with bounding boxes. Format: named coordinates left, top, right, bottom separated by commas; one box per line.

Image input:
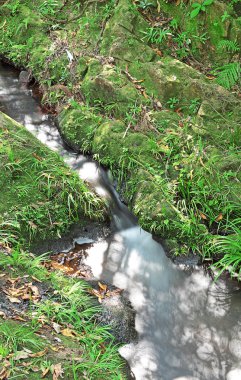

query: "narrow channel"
left=1, top=61, right=241, bottom=380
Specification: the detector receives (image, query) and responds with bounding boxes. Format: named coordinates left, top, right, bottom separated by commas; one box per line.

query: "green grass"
left=0, top=112, right=105, bottom=246
left=0, top=252, right=125, bottom=379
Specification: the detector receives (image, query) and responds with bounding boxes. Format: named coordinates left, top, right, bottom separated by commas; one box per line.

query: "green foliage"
left=137, top=0, right=153, bottom=10
left=217, top=40, right=240, bottom=53
left=215, top=62, right=241, bottom=89
left=211, top=220, right=241, bottom=279
left=167, top=97, right=179, bottom=109
left=221, top=11, right=231, bottom=23
left=142, top=27, right=172, bottom=44
left=38, top=0, right=61, bottom=16
left=0, top=248, right=49, bottom=280
left=190, top=0, right=214, bottom=19
left=0, top=322, right=44, bottom=352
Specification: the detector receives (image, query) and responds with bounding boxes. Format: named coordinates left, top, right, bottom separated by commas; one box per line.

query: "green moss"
left=101, top=0, right=155, bottom=63
left=81, top=63, right=144, bottom=117
left=58, top=105, right=104, bottom=151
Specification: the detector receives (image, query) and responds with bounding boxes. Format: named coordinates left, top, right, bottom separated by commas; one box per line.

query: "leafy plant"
left=38, top=0, right=59, bottom=15
left=211, top=222, right=241, bottom=279
left=214, top=62, right=241, bottom=89
left=221, top=11, right=230, bottom=22
left=167, top=97, right=179, bottom=109
left=137, top=0, right=153, bottom=10
left=143, top=27, right=172, bottom=44
left=218, top=40, right=240, bottom=53
left=188, top=98, right=201, bottom=114
left=190, top=0, right=214, bottom=19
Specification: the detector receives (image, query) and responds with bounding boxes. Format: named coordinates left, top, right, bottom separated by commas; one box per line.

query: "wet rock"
left=19, top=70, right=31, bottom=84
left=31, top=221, right=111, bottom=255
left=95, top=289, right=138, bottom=344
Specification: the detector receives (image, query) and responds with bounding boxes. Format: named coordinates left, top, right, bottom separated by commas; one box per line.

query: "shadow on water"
left=1, top=61, right=241, bottom=380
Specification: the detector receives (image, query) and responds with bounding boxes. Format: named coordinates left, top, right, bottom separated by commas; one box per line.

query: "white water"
left=1, top=62, right=241, bottom=380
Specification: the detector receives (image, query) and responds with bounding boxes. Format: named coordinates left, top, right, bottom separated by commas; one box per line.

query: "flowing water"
left=1, top=61, right=241, bottom=380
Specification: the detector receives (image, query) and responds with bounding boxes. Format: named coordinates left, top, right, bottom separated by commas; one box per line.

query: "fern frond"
left=216, top=62, right=241, bottom=89
left=218, top=40, right=240, bottom=53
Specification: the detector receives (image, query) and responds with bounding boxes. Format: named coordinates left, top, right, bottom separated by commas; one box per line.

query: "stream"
left=1, top=61, right=241, bottom=380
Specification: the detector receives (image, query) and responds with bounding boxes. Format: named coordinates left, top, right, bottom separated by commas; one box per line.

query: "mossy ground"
left=0, top=0, right=240, bottom=267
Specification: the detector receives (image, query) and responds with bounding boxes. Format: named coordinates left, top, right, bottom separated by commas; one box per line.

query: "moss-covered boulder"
left=0, top=111, right=104, bottom=245
left=101, top=0, right=155, bottom=64
left=129, top=57, right=240, bottom=112
left=81, top=60, right=145, bottom=117
left=58, top=105, right=104, bottom=152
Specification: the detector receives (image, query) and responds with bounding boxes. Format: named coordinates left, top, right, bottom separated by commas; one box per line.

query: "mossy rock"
left=81, top=61, right=145, bottom=117
left=101, top=0, right=155, bottom=63
left=129, top=57, right=240, bottom=113
left=58, top=105, right=104, bottom=152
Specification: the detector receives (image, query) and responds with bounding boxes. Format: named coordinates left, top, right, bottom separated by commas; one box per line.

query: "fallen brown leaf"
left=7, top=296, right=21, bottom=303
left=215, top=213, right=223, bottom=222
left=51, top=363, right=64, bottom=380
left=42, top=367, right=50, bottom=378
left=53, top=322, right=61, bottom=334
left=199, top=211, right=208, bottom=220
left=0, top=367, right=10, bottom=380
left=61, top=328, right=78, bottom=338
left=13, top=350, right=30, bottom=360
left=29, top=348, right=48, bottom=358
left=98, top=282, right=107, bottom=292
left=0, top=311, right=6, bottom=319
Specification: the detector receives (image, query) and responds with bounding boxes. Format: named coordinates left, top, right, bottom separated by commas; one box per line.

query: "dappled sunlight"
left=81, top=225, right=241, bottom=379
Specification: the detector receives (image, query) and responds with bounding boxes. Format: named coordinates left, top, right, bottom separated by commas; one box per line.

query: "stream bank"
left=1, top=61, right=241, bottom=380
left=0, top=0, right=240, bottom=263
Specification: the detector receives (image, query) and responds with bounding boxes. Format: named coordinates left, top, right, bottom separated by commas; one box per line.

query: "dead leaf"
left=30, top=285, right=40, bottom=297
left=7, top=296, right=21, bottom=303
left=12, top=315, right=26, bottom=322
left=32, top=153, right=42, bottom=161
left=13, top=350, right=30, bottom=360
left=98, top=282, right=107, bottom=292
left=51, top=363, right=64, bottom=380
left=28, top=221, right=37, bottom=229
left=61, top=328, right=78, bottom=338
left=42, top=367, right=50, bottom=378
left=49, top=345, right=60, bottom=352
left=29, top=348, right=48, bottom=358
left=215, top=213, right=223, bottom=222
left=32, top=276, right=42, bottom=283
left=199, top=211, right=208, bottom=220
left=0, top=311, right=6, bottom=319
left=0, top=367, right=10, bottom=380
left=142, top=91, right=149, bottom=99
left=53, top=322, right=61, bottom=334
left=157, top=0, right=161, bottom=13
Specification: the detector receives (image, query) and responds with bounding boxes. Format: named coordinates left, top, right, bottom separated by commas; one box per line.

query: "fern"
left=215, top=62, right=241, bottom=89
left=218, top=40, right=240, bottom=53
